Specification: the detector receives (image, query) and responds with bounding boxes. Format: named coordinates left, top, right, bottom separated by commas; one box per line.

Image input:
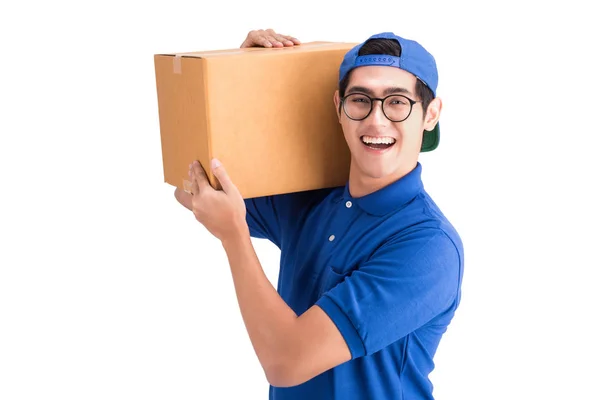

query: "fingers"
left=210, top=158, right=236, bottom=195
left=286, top=36, right=301, bottom=45
left=189, top=160, right=210, bottom=195
left=241, top=29, right=301, bottom=48
left=265, top=29, right=295, bottom=48
left=275, top=30, right=301, bottom=46
left=190, top=172, right=199, bottom=197
left=186, top=159, right=237, bottom=197
left=174, top=187, right=193, bottom=211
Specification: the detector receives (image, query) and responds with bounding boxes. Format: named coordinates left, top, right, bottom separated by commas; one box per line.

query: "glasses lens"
left=344, top=94, right=372, bottom=120
left=383, top=95, right=412, bottom=122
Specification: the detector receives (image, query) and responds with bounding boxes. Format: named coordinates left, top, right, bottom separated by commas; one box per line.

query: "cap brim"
left=421, top=123, right=440, bottom=152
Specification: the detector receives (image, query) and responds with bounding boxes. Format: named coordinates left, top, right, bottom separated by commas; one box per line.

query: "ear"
left=424, top=97, right=442, bottom=131
left=333, top=90, right=342, bottom=123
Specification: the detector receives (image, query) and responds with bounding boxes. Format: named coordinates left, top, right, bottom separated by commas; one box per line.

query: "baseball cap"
left=338, top=32, right=440, bottom=152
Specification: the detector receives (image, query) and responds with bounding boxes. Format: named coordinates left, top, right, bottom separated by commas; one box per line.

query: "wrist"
left=221, top=225, right=250, bottom=250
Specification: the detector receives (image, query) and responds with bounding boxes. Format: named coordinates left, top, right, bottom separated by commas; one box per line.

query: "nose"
left=366, top=99, right=388, bottom=127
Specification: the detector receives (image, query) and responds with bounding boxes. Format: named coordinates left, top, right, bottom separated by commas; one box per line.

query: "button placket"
left=327, top=196, right=355, bottom=247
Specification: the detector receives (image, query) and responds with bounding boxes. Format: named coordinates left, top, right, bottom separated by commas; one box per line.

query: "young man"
left=175, top=29, right=464, bottom=400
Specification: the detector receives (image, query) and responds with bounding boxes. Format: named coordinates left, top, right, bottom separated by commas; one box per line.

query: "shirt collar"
left=339, top=162, right=424, bottom=216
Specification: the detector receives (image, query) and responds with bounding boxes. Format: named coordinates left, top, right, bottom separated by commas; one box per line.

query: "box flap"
left=156, top=41, right=358, bottom=59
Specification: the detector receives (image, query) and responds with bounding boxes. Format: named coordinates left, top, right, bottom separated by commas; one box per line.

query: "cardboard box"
left=154, top=41, right=356, bottom=199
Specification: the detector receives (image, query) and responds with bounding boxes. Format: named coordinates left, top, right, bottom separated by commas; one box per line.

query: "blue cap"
left=338, top=32, right=440, bottom=152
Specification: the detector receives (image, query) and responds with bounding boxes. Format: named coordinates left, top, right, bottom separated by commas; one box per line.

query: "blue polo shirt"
left=244, top=162, right=464, bottom=400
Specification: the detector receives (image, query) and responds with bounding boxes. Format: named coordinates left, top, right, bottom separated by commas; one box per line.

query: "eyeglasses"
left=341, top=93, right=421, bottom=122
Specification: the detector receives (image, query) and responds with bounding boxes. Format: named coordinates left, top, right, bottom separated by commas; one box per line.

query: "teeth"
left=361, top=136, right=396, bottom=145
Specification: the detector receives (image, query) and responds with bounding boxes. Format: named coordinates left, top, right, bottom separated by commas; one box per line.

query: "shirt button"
left=328, top=235, right=335, bottom=242
left=345, top=201, right=352, bottom=208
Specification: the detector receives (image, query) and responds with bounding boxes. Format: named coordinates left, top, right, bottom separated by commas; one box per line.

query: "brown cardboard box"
left=154, top=41, right=357, bottom=199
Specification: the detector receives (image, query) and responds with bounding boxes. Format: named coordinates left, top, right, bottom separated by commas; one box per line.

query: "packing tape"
left=183, top=178, right=192, bottom=194
left=173, top=54, right=182, bottom=74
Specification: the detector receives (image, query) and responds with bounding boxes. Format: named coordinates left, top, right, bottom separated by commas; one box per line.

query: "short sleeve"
left=316, top=229, right=462, bottom=359
left=244, top=196, right=286, bottom=247
left=244, top=188, right=334, bottom=248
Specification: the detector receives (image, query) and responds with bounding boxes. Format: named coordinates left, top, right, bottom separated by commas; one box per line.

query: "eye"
left=346, top=94, right=371, bottom=106
left=390, top=98, right=408, bottom=105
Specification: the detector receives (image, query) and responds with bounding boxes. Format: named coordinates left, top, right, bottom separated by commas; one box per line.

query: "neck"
left=348, top=161, right=417, bottom=198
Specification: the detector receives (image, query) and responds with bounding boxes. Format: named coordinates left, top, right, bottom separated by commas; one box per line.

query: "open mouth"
left=360, top=135, right=396, bottom=150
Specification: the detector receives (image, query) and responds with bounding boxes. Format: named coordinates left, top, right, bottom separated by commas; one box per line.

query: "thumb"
left=211, top=158, right=236, bottom=194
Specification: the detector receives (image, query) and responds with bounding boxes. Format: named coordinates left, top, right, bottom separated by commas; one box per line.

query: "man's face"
left=335, top=66, right=434, bottom=182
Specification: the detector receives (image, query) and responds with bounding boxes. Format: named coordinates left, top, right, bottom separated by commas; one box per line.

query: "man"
left=175, top=28, right=464, bottom=400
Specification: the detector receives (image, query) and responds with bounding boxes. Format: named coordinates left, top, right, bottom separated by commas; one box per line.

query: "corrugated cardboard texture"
left=154, top=42, right=356, bottom=199
left=155, top=56, right=211, bottom=193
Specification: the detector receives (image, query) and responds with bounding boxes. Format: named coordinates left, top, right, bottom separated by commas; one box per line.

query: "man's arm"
left=221, top=228, right=461, bottom=388
left=183, top=160, right=461, bottom=388
left=180, top=161, right=350, bottom=386
left=222, top=232, right=351, bottom=388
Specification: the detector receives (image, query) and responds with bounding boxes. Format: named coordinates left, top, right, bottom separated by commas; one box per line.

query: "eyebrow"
left=346, top=85, right=413, bottom=97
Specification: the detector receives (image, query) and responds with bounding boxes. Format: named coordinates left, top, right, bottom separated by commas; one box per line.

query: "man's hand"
left=241, top=28, right=301, bottom=48
left=176, top=159, right=248, bottom=243
left=174, top=187, right=192, bottom=211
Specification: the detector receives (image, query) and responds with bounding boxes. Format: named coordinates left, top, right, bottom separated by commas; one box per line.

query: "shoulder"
left=398, top=189, right=463, bottom=255
left=367, top=191, right=463, bottom=277
left=274, top=185, right=343, bottom=215
left=375, top=225, right=460, bottom=267
left=420, top=191, right=463, bottom=257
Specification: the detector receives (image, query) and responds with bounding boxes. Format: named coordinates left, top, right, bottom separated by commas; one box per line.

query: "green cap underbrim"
left=421, top=122, right=440, bottom=152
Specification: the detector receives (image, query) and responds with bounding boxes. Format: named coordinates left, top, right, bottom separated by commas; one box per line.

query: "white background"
left=1, top=1, right=599, bottom=399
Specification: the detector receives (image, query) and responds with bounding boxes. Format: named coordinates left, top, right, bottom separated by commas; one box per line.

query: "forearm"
left=221, top=231, right=299, bottom=376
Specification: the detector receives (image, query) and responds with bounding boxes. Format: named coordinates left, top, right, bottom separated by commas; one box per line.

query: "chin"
left=358, top=163, right=397, bottom=180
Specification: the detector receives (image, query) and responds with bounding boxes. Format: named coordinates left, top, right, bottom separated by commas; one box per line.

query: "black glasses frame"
left=341, top=93, right=421, bottom=123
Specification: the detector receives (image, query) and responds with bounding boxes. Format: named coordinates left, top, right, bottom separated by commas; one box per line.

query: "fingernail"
left=211, top=158, right=221, bottom=169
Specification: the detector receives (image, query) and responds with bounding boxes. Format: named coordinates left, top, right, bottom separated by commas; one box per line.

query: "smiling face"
left=334, top=66, right=441, bottom=196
